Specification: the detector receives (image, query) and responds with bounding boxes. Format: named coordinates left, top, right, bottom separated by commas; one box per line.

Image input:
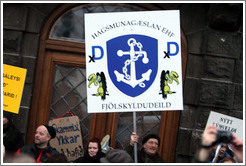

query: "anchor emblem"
left=107, top=34, right=158, bottom=97
left=114, top=38, right=152, bottom=88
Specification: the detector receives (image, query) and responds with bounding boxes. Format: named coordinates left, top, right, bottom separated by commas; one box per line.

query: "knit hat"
left=142, top=134, right=160, bottom=146
left=100, top=149, right=133, bottom=163
left=3, top=111, right=14, bottom=122
left=44, top=125, right=56, bottom=139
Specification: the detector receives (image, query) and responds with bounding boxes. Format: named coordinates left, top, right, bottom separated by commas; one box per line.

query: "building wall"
left=171, top=3, right=243, bottom=162
left=3, top=3, right=243, bottom=162
left=3, top=2, right=61, bottom=136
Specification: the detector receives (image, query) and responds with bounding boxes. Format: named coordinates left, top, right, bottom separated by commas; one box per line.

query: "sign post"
left=133, top=111, right=138, bottom=163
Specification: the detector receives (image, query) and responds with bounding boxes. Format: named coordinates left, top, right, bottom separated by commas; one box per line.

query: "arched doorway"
left=27, top=3, right=187, bottom=162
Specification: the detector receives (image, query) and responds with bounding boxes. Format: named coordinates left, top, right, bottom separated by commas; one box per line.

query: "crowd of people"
left=3, top=111, right=244, bottom=163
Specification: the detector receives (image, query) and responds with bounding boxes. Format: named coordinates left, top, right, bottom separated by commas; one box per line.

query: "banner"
left=85, top=10, right=183, bottom=113
left=48, top=116, right=84, bottom=162
left=206, top=111, right=243, bottom=139
left=3, top=64, right=27, bottom=114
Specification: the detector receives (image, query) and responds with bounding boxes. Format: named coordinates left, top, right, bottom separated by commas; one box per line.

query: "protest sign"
left=3, top=64, right=27, bottom=114
left=85, top=10, right=183, bottom=113
left=206, top=111, right=243, bottom=139
left=48, top=116, right=84, bottom=161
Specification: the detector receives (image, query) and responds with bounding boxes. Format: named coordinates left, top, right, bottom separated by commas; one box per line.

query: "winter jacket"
left=125, top=145, right=165, bottom=163
left=73, top=148, right=105, bottom=163
left=16, top=144, right=59, bottom=163
left=3, top=125, right=24, bottom=153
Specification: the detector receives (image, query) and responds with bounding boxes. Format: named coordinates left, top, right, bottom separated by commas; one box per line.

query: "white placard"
left=206, top=111, right=243, bottom=139
left=85, top=10, right=183, bottom=113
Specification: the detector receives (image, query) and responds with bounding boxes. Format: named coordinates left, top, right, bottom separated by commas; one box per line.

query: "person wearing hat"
left=16, top=125, right=58, bottom=163
left=100, top=149, right=133, bottom=163
left=125, top=132, right=165, bottom=163
left=73, top=137, right=105, bottom=163
left=3, top=111, right=24, bottom=155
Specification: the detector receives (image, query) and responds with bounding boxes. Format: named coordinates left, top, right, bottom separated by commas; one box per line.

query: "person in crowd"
left=73, top=137, right=105, bottom=163
left=125, top=132, right=165, bottom=163
left=4, top=153, right=36, bottom=163
left=16, top=125, right=58, bottom=163
left=100, top=149, right=133, bottom=163
left=192, top=125, right=243, bottom=163
left=3, top=111, right=24, bottom=156
left=45, top=153, right=68, bottom=163
left=209, top=143, right=231, bottom=163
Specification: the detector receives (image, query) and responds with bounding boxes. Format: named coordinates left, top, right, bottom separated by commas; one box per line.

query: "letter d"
left=167, top=42, right=179, bottom=56
left=92, top=46, right=104, bottom=60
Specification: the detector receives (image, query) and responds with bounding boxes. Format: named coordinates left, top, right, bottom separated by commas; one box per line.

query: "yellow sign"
left=3, top=64, right=27, bottom=114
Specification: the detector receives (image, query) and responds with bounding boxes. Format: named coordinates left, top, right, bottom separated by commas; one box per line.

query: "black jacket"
left=73, top=148, right=105, bottom=163
left=3, top=125, right=24, bottom=153
left=125, top=145, right=165, bottom=163
left=17, top=144, right=59, bottom=163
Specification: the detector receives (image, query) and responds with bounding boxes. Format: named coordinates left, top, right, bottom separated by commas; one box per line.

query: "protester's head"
left=100, top=149, right=133, bottom=163
left=35, top=125, right=56, bottom=148
left=45, top=153, right=68, bottom=163
left=221, top=156, right=236, bottom=163
left=12, top=153, right=36, bottom=163
left=3, top=111, right=14, bottom=128
left=87, top=138, right=101, bottom=157
left=142, top=134, right=160, bottom=155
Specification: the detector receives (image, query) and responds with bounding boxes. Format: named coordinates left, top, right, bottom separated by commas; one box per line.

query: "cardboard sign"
left=3, top=64, right=27, bottom=114
left=48, top=116, right=84, bottom=161
left=85, top=10, right=183, bottom=113
left=206, top=111, right=243, bottom=139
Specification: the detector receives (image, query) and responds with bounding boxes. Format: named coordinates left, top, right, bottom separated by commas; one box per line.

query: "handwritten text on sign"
left=49, top=116, right=84, bottom=162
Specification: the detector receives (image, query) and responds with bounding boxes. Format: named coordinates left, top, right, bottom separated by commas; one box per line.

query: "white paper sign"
left=206, top=111, right=243, bottom=139
left=85, top=10, right=183, bottom=113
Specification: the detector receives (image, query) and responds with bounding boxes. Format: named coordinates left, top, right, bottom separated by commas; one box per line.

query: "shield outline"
left=107, top=34, right=158, bottom=97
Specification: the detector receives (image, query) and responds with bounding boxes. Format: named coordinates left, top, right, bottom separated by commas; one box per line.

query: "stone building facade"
left=2, top=3, right=243, bottom=162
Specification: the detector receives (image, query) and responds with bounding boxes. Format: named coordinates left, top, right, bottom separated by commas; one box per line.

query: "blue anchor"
left=114, top=38, right=152, bottom=88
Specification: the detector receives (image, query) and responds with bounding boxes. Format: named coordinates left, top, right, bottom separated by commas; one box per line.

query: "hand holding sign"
left=206, top=111, right=243, bottom=140
left=197, top=111, right=244, bottom=163
left=230, top=134, right=243, bottom=163
left=197, top=125, right=243, bottom=163
left=130, top=132, right=139, bottom=146
left=201, top=125, right=218, bottom=148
